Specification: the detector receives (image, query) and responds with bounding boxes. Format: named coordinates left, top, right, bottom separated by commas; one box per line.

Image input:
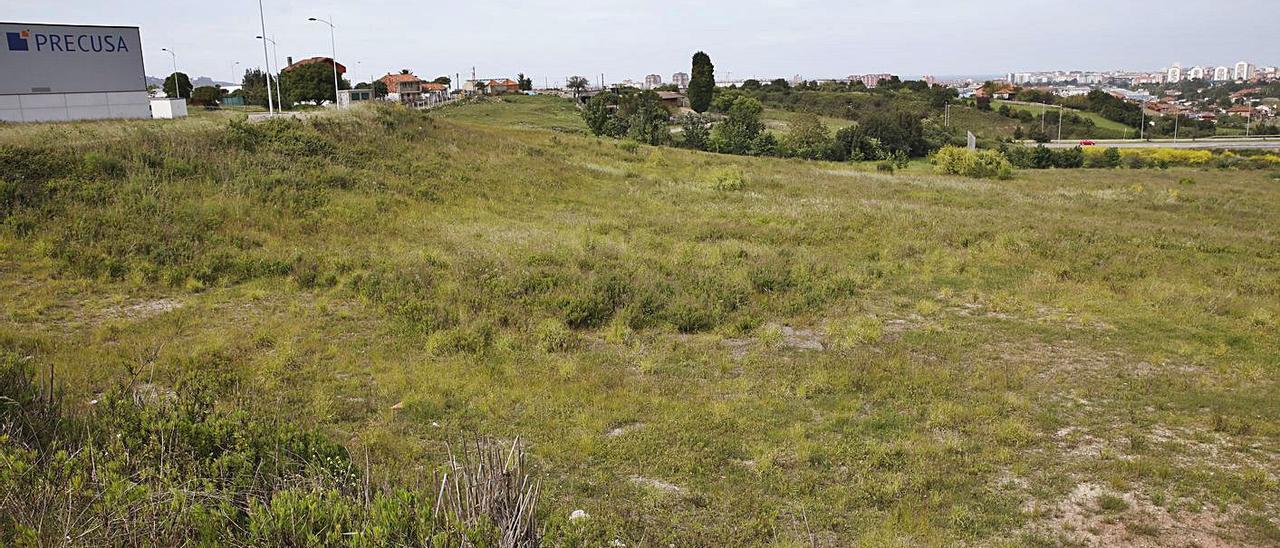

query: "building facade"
left=1234, top=61, right=1255, bottom=81
left=671, top=72, right=689, bottom=89
left=849, top=73, right=895, bottom=88
left=644, top=74, right=662, bottom=89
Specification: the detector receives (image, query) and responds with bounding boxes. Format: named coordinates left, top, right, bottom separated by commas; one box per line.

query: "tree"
left=372, top=80, right=388, bottom=98
left=188, top=85, right=224, bottom=107
left=433, top=76, right=451, bottom=87
left=619, top=91, right=669, bottom=145
left=678, top=113, right=710, bottom=150
left=710, top=96, right=764, bottom=154
left=566, top=76, right=589, bottom=97
left=688, top=51, right=715, bottom=113
left=517, top=73, right=533, bottom=91
left=279, top=62, right=349, bottom=104
left=163, top=72, right=192, bottom=99
left=741, top=79, right=762, bottom=90
left=583, top=92, right=620, bottom=137
left=781, top=112, right=834, bottom=160
left=857, top=109, right=929, bottom=157
left=237, top=68, right=269, bottom=107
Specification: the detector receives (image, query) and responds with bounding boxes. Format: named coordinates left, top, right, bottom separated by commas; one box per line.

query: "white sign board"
left=0, top=22, right=145, bottom=95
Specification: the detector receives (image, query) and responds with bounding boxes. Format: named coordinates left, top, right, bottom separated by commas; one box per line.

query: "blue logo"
left=6, top=30, right=30, bottom=51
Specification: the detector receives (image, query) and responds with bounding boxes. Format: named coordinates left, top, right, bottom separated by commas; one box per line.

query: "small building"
left=655, top=91, right=688, bottom=109
left=337, top=88, right=374, bottom=108
left=487, top=78, right=520, bottom=94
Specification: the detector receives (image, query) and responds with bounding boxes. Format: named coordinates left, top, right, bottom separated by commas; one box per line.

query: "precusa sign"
left=0, top=22, right=145, bottom=95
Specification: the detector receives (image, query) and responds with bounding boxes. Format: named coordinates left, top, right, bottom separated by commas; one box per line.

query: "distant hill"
left=145, top=75, right=235, bottom=88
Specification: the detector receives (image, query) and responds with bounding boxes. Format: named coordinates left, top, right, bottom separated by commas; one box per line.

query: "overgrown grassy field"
left=994, top=100, right=1135, bottom=138
left=3, top=99, right=1279, bottom=545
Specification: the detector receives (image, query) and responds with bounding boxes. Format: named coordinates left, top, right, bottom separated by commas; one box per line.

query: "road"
left=1031, top=138, right=1280, bottom=150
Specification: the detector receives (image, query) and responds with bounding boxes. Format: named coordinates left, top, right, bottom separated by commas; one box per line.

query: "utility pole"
left=256, top=36, right=283, bottom=110
left=257, top=0, right=275, bottom=114
left=160, top=48, right=178, bottom=98
left=1057, top=105, right=1063, bottom=141
left=1173, top=113, right=1179, bottom=140
left=1139, top=103, right=1145, bottom=140
left=944, top=103, right=950, bottom=128
left=307, top=16, right=339, bottom=106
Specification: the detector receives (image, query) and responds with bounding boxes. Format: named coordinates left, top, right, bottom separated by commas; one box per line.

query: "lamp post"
left=160, top=48, right=179, bottom=98
left=256, top=35, right=284, bottom=109
left=257, top=0, right=275, bottom=114
left=307, top=16, right=340, bottom=106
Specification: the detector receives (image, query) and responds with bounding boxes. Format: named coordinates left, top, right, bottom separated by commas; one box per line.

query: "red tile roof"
left=283, top=56, right=346, bottom=74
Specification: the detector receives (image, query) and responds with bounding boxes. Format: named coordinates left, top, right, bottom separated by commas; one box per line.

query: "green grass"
left=2, top=98, right=1279, bottom=545
left=434, top=93, right=587, bottom=133
left=762, top=108, right=855, bottom=133
left=994, top=100, right=1134, bottom=137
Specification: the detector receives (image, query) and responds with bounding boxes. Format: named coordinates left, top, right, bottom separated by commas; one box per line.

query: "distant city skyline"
left=7, top=0, right=1278, bottom=86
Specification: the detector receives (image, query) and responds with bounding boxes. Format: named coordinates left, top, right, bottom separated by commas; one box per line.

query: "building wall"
left=0, top=90, right=150, bottom=122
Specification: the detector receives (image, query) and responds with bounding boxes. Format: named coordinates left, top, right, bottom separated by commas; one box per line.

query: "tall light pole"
left=307, top=16, right=339, bottom=106
left=257, top=0, right=275, bottom=114
left=256, top=35, right=284, bottom=109
left=160, top=48, right=179, bottom=98
left=1057, top=105, right=1064, bottom=141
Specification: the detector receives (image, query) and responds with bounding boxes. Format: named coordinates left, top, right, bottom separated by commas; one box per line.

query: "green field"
left=994, top=99, right=1135, bottom=138
left=3, top=98, right=1279, bottom=545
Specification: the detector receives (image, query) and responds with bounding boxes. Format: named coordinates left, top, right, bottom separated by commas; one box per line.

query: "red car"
left=1080, top=140, right=1096, bottom=146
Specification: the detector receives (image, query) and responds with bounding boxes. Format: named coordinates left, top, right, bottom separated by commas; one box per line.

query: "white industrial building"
left=1, top=21, right=152, bottom=122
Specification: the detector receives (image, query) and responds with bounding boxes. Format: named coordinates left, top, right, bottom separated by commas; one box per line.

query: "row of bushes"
left=998, top=145, right=1280, bottom=170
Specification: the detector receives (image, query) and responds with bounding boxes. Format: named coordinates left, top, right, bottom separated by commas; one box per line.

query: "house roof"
left=655, top=91, right=686, bottom=100
left=381, top=73, right=422, bottom=86
left=421, top=82, right=447, bottom=91
left=283, top=56, right=346, bottom=74
left=488, top=78, right=519, bottom=87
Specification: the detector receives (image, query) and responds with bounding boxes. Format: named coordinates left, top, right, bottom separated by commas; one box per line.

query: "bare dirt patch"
left=1024, top=482, right=1243, bottom=547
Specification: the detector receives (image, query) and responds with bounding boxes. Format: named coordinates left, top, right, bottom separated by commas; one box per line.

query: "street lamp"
left=160, top=48, right=179, bottom=98
left=255, top=35, right=284, bottom=109
left=307, top=16, right=340, bottom=106
left=256, top=0, right=275, bottom=114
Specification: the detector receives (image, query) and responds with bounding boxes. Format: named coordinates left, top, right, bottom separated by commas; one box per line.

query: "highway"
left=1030, top=138, right=1280, bottom=150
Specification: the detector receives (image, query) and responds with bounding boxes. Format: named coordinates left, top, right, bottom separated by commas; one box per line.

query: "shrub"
left=709, top=167, right=747, bottom=191
left=1053, top=146, right=1085, bottom=168
left=933, top=146, right=1013, bottom=179
left=678, top=113, right=711, bottom=150
left=534, top=318, right=576, bottom=352
left=781, top=112, right=835, bottom=160
left=876, top=161, right=895, bottom=173
left=1084, top=147, right=1121, bottom=168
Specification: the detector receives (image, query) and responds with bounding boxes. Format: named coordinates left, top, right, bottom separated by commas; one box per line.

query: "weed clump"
left=708, top=167, right=747, bottom=191
left=933, top=146, right=1013, bottom=179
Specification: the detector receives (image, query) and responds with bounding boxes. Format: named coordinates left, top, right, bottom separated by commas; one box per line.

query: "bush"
left=780, top=113, right=835, bottom=160
left=678, top=113, right=711, bottom=150
left=1084, top=147, right=1121, bottom=168
left=708, top=167, right=747, bottom=191
left=933, top=146, right=1013, bottom=179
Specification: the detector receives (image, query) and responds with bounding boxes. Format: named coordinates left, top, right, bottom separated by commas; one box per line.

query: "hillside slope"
left=3, top=102, right=1279, bottom=545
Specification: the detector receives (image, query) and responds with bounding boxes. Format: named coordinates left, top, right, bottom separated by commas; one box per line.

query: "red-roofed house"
left=487, top=78, right=520, bottom=94
left=379, top=72, right=425, bottom=104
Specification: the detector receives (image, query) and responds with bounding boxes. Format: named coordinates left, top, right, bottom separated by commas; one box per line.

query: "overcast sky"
left=7, top=0, right=1279, bottom=85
